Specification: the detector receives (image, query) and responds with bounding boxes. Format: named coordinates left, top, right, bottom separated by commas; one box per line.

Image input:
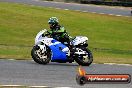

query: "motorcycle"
left=31, top=29, right=93, bottom=66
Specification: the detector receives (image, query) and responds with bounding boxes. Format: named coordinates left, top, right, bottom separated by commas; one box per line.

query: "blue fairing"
left=49, top=39, right=68, bottom=61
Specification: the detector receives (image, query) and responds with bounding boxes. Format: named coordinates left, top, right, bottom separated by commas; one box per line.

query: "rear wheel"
left=75, top=48, right=93, bottom=66
left=31, top=45, right=51, bottom=64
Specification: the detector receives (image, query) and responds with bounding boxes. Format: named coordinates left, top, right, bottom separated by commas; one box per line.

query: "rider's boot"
left=68, top=44, right=75, bottom=62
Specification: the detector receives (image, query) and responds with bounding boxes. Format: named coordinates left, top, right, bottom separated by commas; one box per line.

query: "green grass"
left=0, top=2, right=132, bottom=64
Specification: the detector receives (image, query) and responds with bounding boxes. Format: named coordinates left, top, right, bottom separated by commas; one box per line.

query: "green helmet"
left=48, top=17, right=59, bottom=25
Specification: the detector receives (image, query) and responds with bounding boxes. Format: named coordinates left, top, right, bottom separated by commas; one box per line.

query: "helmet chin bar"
left=50, top=23, right=58, bottom=29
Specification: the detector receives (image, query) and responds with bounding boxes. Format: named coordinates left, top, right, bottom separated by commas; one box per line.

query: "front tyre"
left=31, top=45, right=51, bottom=64
left=75, top=48, right=93, bottom=66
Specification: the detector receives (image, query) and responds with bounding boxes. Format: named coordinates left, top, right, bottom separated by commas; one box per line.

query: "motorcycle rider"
left=47, top=17, right=72, bottom=46
left=45, top=17, right=74, bottom=61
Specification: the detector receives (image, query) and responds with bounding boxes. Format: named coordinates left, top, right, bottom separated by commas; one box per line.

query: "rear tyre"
left=31, top=45, right=51, bottom=64
left=75, top=48, right=93, bottom=66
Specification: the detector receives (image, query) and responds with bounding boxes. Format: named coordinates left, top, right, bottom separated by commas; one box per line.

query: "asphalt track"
left=0, top=0, right=132, bottom=17
left=0, top=60, right=132, bottom=88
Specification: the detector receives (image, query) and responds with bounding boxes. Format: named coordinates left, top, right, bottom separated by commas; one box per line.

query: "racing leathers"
left=47, top=25, right=72, bottom=46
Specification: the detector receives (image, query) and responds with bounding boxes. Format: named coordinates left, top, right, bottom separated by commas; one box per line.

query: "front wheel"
left=74, top=48, right=93, bottom=66
left=31, top=45, right=51, bottom=65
